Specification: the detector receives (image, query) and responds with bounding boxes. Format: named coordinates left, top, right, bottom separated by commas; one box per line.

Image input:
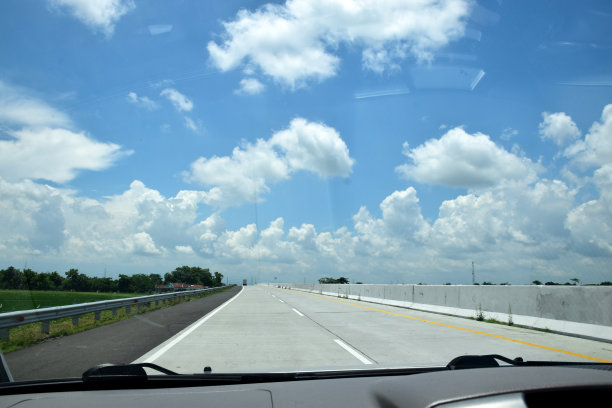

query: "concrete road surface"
left=135, top=285, right=612, bottom=373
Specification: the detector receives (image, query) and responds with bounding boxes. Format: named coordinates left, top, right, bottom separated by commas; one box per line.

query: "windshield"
left=1, top=0, right=611, bottom=381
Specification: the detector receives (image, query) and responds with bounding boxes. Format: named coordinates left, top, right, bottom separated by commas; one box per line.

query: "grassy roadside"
left=0, top=290, right=146, bottom=313
left=0, top=286, right=232, bottom=353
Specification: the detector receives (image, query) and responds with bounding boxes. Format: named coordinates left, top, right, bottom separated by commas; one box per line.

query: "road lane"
left=273, top=286, right=612, bottom=365
left=135, top=286, right=368, bottom=372
left=135, top=285, right=612, bottom=374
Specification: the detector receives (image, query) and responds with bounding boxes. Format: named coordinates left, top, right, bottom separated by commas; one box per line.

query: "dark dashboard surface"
left=1, top=366, right=611, bottom=408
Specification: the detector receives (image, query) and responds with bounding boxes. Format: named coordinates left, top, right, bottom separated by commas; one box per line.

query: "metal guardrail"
left=0, top=287, right=227, bottom=340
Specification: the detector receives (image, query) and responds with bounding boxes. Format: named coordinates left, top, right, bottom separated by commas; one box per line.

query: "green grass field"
left=0, top=290, right=146, bottom=313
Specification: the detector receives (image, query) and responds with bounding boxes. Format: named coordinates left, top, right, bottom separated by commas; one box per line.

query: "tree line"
left=0, top=266, right=224, bottom=293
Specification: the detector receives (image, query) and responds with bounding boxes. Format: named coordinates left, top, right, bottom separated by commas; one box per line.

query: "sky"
left=0, top=0, right=611, bottom=285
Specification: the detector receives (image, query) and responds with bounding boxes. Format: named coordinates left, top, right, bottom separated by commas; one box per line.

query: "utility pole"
left=472, top=261, right=475, bottom=285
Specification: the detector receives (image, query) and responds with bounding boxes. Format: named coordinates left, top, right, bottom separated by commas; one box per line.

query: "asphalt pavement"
left=5, top=285, right=242, bottom=381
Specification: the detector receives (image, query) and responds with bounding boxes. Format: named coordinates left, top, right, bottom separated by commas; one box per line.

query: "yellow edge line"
left=291, top=290, right=611, bottom=364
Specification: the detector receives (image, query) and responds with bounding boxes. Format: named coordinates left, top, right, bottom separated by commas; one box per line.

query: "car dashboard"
left=1, top=366, right=611, bottom=408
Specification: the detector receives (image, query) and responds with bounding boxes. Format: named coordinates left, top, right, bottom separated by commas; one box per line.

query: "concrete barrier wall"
left=279, top=284, right=612, bottom=342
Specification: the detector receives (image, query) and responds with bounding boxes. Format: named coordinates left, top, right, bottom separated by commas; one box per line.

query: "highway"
left=135, top=285, right=612, bottom=373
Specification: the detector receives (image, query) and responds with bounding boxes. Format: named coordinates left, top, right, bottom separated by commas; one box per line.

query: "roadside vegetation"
left=0, top=290, right=143, bottom=313
left=0, top=286, right=232, bottom=353
left=0, top=265, right=224, bottom=295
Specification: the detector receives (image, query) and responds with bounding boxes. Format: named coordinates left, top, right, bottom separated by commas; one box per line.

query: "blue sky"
left=1, top=0, right=611, bottom=285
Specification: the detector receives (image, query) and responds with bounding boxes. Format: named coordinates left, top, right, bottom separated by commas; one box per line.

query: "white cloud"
left=49, top=0, right=135, bottom=37
left=208, top=0, right=471, bottom=89
left=539, top=111, right=581, bottom=146
left=2, top=105, right=612, bottom=284
left=127, top=92, right=158, bottom=110
left=565, top=164, right=612, bottom=257
left=0, top=81, right=131, bottom=183
left=148, top=24, right=173, bottom=35
left=187, top=118, right=354, bottom=207
left=160, top=88, right=193, bottom=112
left=184, top=117, right=198, bottom=132
left=0, top=81, right=71, bottom=128
left=564, top=104, right=612, bottom=168
left=396, top=127, right=538, bottom=188
left=500, top=127, right=518, bottom=141
left=124, top=232, right=162, bottom=255
left=0, top=127, right=128, bottom=183
left=237, top=78, right=265, bottom=95
left=269, top=118, right=354, bottom=178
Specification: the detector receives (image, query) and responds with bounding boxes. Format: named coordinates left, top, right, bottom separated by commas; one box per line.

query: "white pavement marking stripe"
left=334, top=339, right=373, bottom=365
left=279, top=299, right=285, bottom=303
left=142, top=288, right=244, bottom=363
left=292, top=307, right=303, bottom=316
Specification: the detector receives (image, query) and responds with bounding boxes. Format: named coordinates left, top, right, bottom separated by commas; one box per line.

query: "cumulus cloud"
left=127, top=92, right=158, bottom=110
left=565, top=164, right=612, bottom=256
left=396, top=127, right=538, bottom=188
left=160, top=88, right=193, bottom=112
left=0, top=82, right=131, bottom=183
left=0, top=81, right=71, bottom=128
left=539, top=111, right=581, bottom=146
left=0, top=128, right=128, bottom=183
left=564, top=104, right=612, bottom=168
left=48, top=0, right=135, bottom=37
left=186, top=118, right=354, bottom=207
left=237, top=78, right=265, bottom=95
left=208, top=0, right=472, bottom=89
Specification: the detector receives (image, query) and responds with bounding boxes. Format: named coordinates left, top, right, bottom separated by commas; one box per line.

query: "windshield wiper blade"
left=82, top=363, right=178, bottom=381
left=447, top=354, right=612, bottom=370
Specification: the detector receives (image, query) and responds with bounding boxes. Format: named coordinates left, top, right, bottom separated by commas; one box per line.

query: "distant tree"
left=600, top=281, right=612, bottom=286
left=570, top=278, right=580, bottom=285
left=545, top=281, right=559, bottom=286
left=23, top=268, right=37, bottom=289
left=1, top=266, right=24, bottom=289
left=532, top=280, right=542, bottom=285
left=213, top=271, right=223, bottom=286
left=131, top=274, right=154, bottom=293
left=117, top=274, right=133, bottom=293
left=48, top=271, right=65, bottom=290
left=149, top=274, right=163, bottom=286
left=32, top=273, right=52, bottom=291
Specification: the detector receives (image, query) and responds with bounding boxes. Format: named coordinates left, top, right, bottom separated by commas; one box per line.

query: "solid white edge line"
left=334, top=339, right=373, bottom=365
left=279, top=299, right=285, bottom=303
left=291, top=307, right=304, bottom=316
left=139, top=287, right=244, bottom=363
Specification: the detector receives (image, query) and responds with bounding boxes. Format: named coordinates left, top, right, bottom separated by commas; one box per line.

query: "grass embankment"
left=0, top=290, right=144, bottom=313
left=0, top=287, right=231, bottom=353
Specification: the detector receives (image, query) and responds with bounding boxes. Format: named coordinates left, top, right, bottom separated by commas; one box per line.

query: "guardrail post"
left=41, top=321, right=50, bottom=334
left=112, top=308, right=117, bottom=317
left=0, top=328, right=9, bottom=341
left=137, top=303, right=143, bottom=311
left=155, top=300, right=159, bottom=306
left=94, top=311, right=101, bottom=321
left=126, top=305, right=131, bottom=314
left=72, top=316, right=79, bottom=326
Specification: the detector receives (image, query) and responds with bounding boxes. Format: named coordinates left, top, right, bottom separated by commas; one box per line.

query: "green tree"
left=213, top=271, right=223, bottom=286
left=117, top=274, right=133, bottom=293
left=1, top=266, right=24, bottom=289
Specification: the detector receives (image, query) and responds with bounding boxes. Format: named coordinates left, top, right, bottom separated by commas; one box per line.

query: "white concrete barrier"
left=278, top=284, right=612, bottom=343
